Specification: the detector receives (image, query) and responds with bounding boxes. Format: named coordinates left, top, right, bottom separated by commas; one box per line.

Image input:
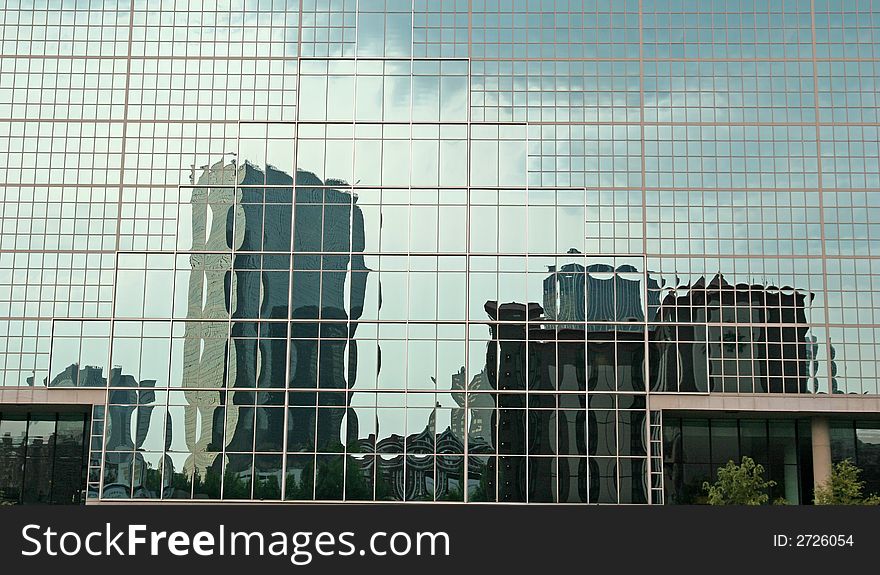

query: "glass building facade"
left=0, top=0, right=879, bottom=504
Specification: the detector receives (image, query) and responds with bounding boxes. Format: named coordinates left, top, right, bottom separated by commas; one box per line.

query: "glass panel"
left=710, top=419, right=739, bottom=465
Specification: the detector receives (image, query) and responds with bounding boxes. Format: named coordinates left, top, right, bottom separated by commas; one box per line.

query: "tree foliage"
left=703, top=456, right=776, bottom=505
left=814, top=459, right=880, bottom=505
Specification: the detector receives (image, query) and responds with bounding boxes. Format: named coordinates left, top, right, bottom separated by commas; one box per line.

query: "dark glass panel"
left=346, top=455, right=375, bottom=501
left=681, top=419, right=710, bottom=463
left=316, top=408, right=345, bottom=452
left=225, top=405, right=255, bottom=452
left=590, top=457, right=617, bottom=504
left=830, top=421, right=857, bottom=462
left=589, top=410, right=616, bottom=456
left=467, top=455, right=495, bottom=502
left=710, top=419, right=739, bottom=465
left=436, top=455, right=464, bottom=502
left=254, top=407, right=284, bottom=452
left=374, top=454, right=404, bottom=501
left=192, top=452, right=223, bottom=500
left=527, top=409, right=555, bottom=455
left=51, top=457, right=85, bottom=504
left=619, top=410, right=647, bottom=457
left=496, top=455, right=527, bottom=502
left=314, top=455, right=345, bottom=501
left=619, top=458, right=649, bottom=504
left=285, top=454, right=315, bottom=501
left=616, top=341, right=645, bottom=391
left=22, top=456, right=53, bottom=503
left=680, top=463, right=712, bottom=505
left=558, top=409, right=587, bottom=455
left=528, top=457, right=556, bottom=502
left=223, top=453, right=253, bottom=500
left=405, top=454, right=434, bottom=501
left=0, top=455, right=24, bottom=503
left=739, top=420, right=769, bottom=464
left=54, top=415, right=86, bottom=460
left=855, top=421, right=880, bottom=495
left=558, top=457, right=588, bottom=503
left=253, top=454, right=283, bottom=501
left=496, top=408, right=526, bottom=455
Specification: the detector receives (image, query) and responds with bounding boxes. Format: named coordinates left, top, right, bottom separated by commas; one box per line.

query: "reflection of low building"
left=43, top=363, right=107, bottom=387
left=350, top=425, right=466, bottom=501
left=479, top=258, right=654, bottom=502
left=482, top=299, right=647, bottom=503
left=543, top=257, right=660, bottom=330
left=650, top=274, right=813, bottom=393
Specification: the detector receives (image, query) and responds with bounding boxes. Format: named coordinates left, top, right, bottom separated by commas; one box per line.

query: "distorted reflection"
left=651, top=274, right=815, bottom=393
left=95, top=160, right=825, bottom=502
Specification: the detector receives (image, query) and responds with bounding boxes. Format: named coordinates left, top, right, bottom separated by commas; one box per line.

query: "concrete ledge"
left=0, top=387, right=106, bottom=407
left=649, top=392, right=880, bottom=414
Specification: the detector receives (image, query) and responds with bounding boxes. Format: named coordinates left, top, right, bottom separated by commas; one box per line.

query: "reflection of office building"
left=43, top=364, right=107, bottom=388
left=179, top=161, right=370, bottom=493
left=483, top=301, right=557, bottom=503
left=351, top=421, right=465, bottom=502
left=285, top=168, right=368, bottom=457
left=483, top=296, right=648, bottom=504
left=650, top=274, right=812, bottom=394
left=654, top=277, right=820, bottom=503
left=179, top=160, right=242, bottom=486
left=450, top=366, right=493, bottom=450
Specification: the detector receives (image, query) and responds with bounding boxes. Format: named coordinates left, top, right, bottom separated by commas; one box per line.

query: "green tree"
left=814, top=459, right=880, bottom=505
left=344, top=458, right=374, bottom=501
left=703, top=456, right=776, bottom=505
left=222, top=467, right=251, bottom=499
left=253, top=474, right=281, bottom=500
left=192, top=467, right=222, bottom=499
left=314, top=457, right=345, bottom=500
left=285, top=461, right=314, bottom=501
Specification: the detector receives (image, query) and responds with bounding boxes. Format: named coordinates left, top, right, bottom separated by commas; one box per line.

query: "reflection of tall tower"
left=181, top=160, right=244, bottom=480
left=224, top=163, right=296, bottom=457
left=286, top=169, right=368, bottom=453
left=180, top=160, right=370, bottom=486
